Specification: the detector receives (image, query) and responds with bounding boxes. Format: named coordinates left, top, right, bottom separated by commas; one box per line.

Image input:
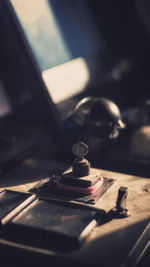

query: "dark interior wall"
left=0, top=1, right=62, bottom=137
left=82, top=0, right=150, bottom=108
left=86, top=0, right=149, bottom=55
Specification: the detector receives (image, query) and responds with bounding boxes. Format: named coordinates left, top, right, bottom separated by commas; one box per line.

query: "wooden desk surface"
left=0, top=158, right=150, bottom=267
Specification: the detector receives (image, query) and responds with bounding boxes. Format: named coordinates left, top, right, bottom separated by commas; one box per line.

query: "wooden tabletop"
left=0, top=157, right=150, bottom=267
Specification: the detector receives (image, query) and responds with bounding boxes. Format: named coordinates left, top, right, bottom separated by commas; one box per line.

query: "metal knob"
left=72, top=142, right=90, bottom=177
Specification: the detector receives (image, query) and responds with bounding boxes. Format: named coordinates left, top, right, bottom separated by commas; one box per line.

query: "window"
left=11, top=0, right=102, bottom=103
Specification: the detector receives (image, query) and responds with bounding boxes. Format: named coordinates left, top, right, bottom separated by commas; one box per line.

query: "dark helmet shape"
left=65, top=97, right=125, bottom=139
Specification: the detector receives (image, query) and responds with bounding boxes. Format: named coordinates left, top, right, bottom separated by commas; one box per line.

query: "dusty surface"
left=0, top=158, right=150, bottom=266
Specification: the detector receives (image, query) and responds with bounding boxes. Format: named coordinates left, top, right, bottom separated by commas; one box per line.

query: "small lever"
left=116, top=187, right=129, bottom=216
left=108, top=186, right=130, bottom=219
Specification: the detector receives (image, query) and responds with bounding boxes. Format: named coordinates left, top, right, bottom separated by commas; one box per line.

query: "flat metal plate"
left=0, top=190, right=36, bottom=225
left=9, top=198, right=98, bottom=252
left=30, top=176, right=116, bottom=205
